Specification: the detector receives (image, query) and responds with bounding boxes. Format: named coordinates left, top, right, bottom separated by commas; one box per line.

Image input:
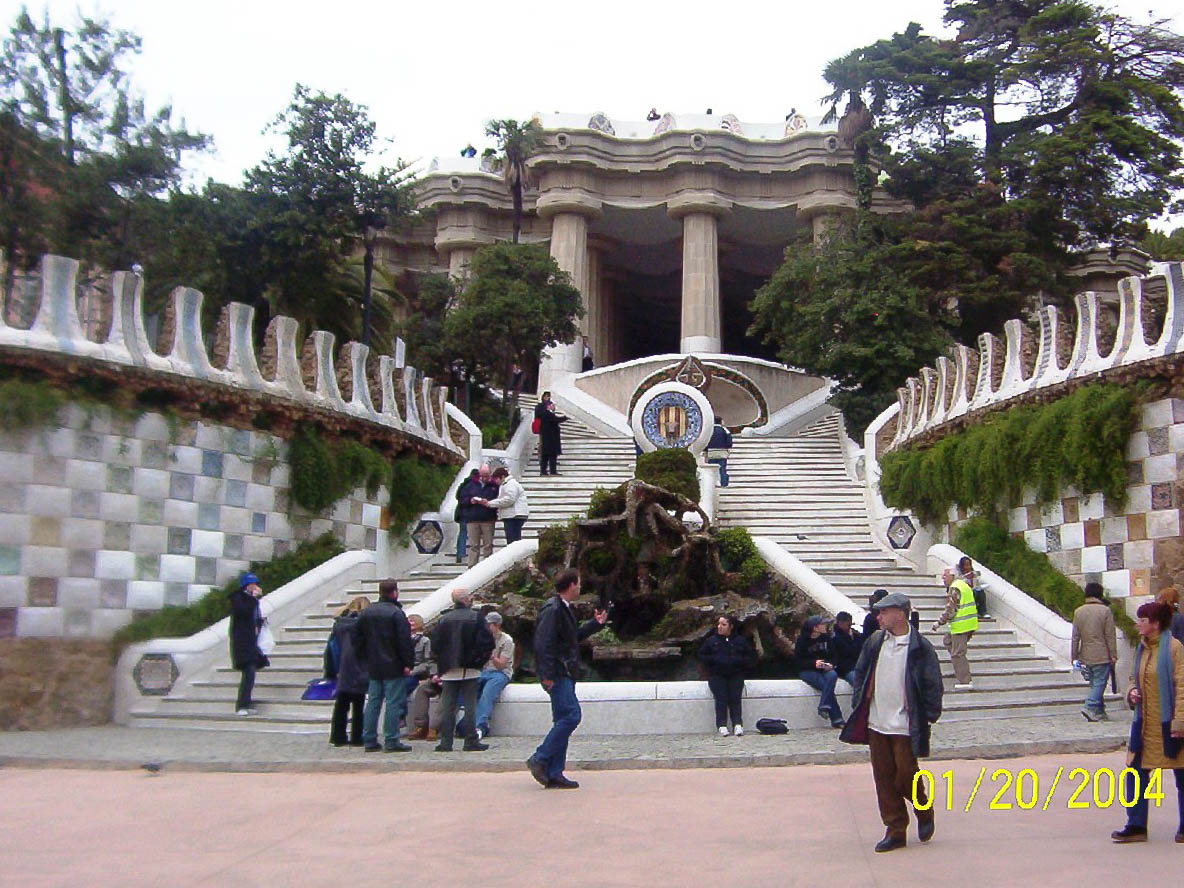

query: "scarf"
left=1131, top=634, right=1180, bottom=759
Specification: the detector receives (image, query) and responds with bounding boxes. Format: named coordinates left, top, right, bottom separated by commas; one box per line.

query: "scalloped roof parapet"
left=883, top=262, right=1184, bottom=452
left=0, top=254, right=465, bottom=458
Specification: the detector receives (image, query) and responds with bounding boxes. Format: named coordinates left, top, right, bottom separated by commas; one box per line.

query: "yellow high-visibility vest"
left=949, top=578, right=978, bottom=634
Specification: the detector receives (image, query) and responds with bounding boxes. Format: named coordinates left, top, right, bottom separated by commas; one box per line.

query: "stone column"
left=679, top=212, right=722, bottom=354
left=536, top=195, right=601, bottom=391
left=447, top=247, right=476, bottom=280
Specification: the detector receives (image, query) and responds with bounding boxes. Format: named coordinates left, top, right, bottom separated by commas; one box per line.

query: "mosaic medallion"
left=886, top=515, right=917, bottom=550
left=640, top=392, right=704, bottom=450
left=134, top=653, right=179, bottom=696
left=411, top=519, right=444, bottom=554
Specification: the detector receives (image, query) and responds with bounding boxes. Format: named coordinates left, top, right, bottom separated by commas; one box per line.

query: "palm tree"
left=484, top=118, right=542, bottom=243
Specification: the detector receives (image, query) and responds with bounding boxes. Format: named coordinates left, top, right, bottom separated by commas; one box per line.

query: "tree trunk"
left=54, top=28, right=74, bottom=166
left=982, top=70, right=1001, bottom=185
left=511, top=175, right=523, bottom=244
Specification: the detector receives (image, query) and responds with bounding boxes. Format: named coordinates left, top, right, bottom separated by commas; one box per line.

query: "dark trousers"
left=439, top=678, right=479, bottom=748
left=1123, top=764, right=1184, bottom=830
left=235, top=663, right=256, bottom=710
left=974, top=586, right=988, bottom=616
left=330, top=691, right=364, bottom=744
left=503, top=517, right=527, bottom=544
left=707, top=675, right=744, bottom=728
left=534, top=677, right=581, bottom=780
left=540, top=453, right=558, bottom=475
left=868, top=729, right=932, bottom=840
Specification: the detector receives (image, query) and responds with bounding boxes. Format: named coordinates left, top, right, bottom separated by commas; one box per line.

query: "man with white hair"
left=429, top=588, right=495, bottom=752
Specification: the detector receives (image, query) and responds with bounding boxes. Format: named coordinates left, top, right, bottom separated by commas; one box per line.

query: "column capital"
left=667, top=192, right=733, bottom=221
left=536, top=191, right=603, bottom=220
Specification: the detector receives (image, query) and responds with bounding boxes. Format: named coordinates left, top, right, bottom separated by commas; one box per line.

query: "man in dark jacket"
left=454, top=468, right=479, bottom=564
left=353, top=580, right=414, bottom=752
left=830, top=611, right=863, bottom=686
left=527, top=569, right=607, bottom=789
left=430, top=588, right=496, bottom=752
left=460, top=467, right=498, bottom=568
left=840, top=592, right=944, bottom=853
left=535, top=392, right=568, bottom=476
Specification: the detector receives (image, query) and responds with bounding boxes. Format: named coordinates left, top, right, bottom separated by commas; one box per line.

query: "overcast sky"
left=6, top=0, right=1184, bottom=220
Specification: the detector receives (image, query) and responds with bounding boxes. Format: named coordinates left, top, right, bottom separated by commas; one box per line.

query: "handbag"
left=531, top=418, right=541, bottom=434
left=301, top=678, right=337, bottom=701
left=257, top=623, right=276, bottom=656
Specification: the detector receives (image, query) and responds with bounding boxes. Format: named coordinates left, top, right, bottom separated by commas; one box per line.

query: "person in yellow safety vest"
left=932, top=567, right=978, bottom=690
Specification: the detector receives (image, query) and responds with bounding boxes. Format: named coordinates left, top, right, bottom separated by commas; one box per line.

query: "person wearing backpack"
left=698, top=615, right=757, bottom=736
left=324, top=596, right=370, bottom=746
left=429, top=588, right=496, bottom=752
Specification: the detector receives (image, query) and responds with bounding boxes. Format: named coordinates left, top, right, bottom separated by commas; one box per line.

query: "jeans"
left=800, top=668, right=842, bottom=722
left=235, top=663, right=256, bottom=710
left=974, top=586, right=989, bottom=616
left=439, top=678, right=479, bottom=748
left=1122, top=766, right=1184, bottom=830
left=330, top=691, right=364, bottom=745
left=455, top=521, right=468, bottom=560
left=1083, top=663, right=1111, bottom=713
left=534, top=677, right=581, bottom=780
left=475, top=669, right=511, bottom=733
left=503, top=517, right=527, bottom=545
left=363, top=677, right=408, bottom=748
left=707, top=457, right=729, bottom=487
left=707, top=675, right=744, bottom=728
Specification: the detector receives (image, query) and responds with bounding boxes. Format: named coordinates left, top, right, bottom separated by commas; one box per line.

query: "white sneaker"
left=733, top=724, right=743, bottom=736
left=475, top=727, right=484, bottom=741
left=954, top=682, right=973, bottom=691
left=718, top=726, right=729, bottom=736
left=236, top=708, right=256, bottom=716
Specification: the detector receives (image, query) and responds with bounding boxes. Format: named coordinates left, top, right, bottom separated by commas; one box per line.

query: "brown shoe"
left=425, top=728, right=439, bottom=742
left=405, top=726, right=428, bottom=741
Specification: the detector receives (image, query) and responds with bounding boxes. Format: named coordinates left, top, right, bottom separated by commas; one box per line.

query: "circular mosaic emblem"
left=641, top=391, right=704, bottom=450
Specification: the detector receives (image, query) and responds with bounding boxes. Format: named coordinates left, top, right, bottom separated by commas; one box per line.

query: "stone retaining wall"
left=0, top=638, right=113, bottom=730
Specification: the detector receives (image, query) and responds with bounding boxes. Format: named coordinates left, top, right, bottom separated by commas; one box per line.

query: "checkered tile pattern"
left=942, top=398, right=1183, bottom=605
left=0, top=409, right=388, bottom=639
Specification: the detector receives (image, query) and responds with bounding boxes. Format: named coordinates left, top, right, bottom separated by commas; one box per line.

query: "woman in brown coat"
left=1111, top=601, right=1184, bottom=843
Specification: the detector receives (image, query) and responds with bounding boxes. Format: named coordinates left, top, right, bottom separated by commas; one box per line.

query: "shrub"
left=111, top=533, right=345, bottom=652
left=386, top=455, right=456, bottom=542
left=635, top=447, right=699, bottom=503
left=955, top=518, right=1136, bottom=642
left=536, top=520, right=576, bottom=570
left=588, top=485, right=625, bottom=519
left=0, top=378, right=64, bottom=429
left=881, top=383, right=1137, bottom=524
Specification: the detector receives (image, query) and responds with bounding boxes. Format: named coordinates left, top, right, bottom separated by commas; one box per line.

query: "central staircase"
left=717, top=412, right=1107, bottom=722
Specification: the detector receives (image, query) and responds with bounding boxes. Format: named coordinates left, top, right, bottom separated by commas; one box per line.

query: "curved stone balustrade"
left=888, top=262, right=1184, bottom=449
left=0, top=254, right=463, bottom=457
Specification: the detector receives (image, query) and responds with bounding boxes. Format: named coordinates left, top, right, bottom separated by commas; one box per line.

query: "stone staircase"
left=717, top=411, right=1113, bottom=722
left=127, top=415, right=634, bottom=732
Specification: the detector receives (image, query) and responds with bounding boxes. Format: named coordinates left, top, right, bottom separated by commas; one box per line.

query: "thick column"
left=679, top=212, right=722, bottom=354
left=447, top=247, right=476, bottom=280
left=539, top=211, right=591, bottom=390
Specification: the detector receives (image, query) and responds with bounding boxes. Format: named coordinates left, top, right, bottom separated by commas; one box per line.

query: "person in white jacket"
left=478, top=467, right=530, bottom=544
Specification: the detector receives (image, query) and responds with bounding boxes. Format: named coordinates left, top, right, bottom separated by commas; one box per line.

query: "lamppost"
left=361, top=215, right=386, bottom=347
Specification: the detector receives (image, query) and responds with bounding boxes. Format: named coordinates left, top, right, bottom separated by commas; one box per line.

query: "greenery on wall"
left=289, top=425, right=391, bottom=512
left=956, top=519, right=1137, bottom=642
left=111, top=533, right=345, bottom=652
left=635, top=448, right=699, bottom=504
left=0, top=378, right=66, bottom=429
left=880, top=384, right=1138, bottom=525
left=386, top=455, right=457, bottom=542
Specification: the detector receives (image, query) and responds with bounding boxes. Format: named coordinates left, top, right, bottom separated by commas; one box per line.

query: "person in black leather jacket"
left=699, top=615, right=757, bottom=736
left=352, top=580, right=414, bottom=752
left=430, top=588, right=495, bottom=752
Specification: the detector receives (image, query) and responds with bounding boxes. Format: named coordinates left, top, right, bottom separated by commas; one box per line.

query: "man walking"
left=841, top=592, right=944, bottom=852
left=430, top=588, right=495, bottom=752
left=353, top=580, right=414, bottom=752
left=933, top=567, right=977, bottom=689
left=527, top=570, right=608, bottom=789
left=1071, top=581, right=1118, bottom=721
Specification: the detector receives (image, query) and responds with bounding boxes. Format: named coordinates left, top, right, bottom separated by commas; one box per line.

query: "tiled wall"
left=0, top=404, right=386, bottom=639
left=940, top=398, right=1183, bottom=610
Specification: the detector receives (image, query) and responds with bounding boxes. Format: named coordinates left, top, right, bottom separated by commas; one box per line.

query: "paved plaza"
left=2, top=747, right=1178, bottom=888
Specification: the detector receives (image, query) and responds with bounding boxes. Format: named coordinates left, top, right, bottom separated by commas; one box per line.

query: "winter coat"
left=707, top=423, right=733, bottom=451
left=352, top=598, right=414, bottom=680
left=698, top=632, right=757, bottom=678
left=1126, top=633, right=1184, bottom=768
left=325, top=614, right=369, bottom=695
left=485, top=476, right=529, bottom=520
left=410, top=633, right=436, bottom=678
left=228, top=589, right=265, bottom=670
left=794, top=630, right=833, bottom=674
left=454, top=473, right=477, bottom=522
left=458, top=478, right=498, bottom=523
left=535, top=402, right=567, bottom=457
left=829, top=627, right=863, bottom=676
left=431, top=605, right=496, bottom=674
left=840, top=629, right=944, bottom=758
left=1071, top=598, right=1118, bottom=665
left=534, top=595, right=604, bottom=682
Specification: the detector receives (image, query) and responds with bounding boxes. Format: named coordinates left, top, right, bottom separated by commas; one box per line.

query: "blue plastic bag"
left=301, top=678, right=337, bottom=701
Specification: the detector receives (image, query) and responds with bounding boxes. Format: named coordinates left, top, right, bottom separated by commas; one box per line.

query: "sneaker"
left=954, top=682, right=973, bottom=691
left=475, top=727, right=485, bottom=741
left=1081, top=707, right=1099, bottom=722
left=718, top=726, right=729, bottom=736
left=733, top=724, right=743, bottom=736
left=236, top=708, right=256, bottom=716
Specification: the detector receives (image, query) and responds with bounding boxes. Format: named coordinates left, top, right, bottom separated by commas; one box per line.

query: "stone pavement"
left=0, top=712, right=1130, bottom=773
left=1, top=749, right=1178, bottom=888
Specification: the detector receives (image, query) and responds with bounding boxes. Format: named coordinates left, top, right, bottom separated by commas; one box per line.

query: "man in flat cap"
left=840, top=592, right=944, bottom=853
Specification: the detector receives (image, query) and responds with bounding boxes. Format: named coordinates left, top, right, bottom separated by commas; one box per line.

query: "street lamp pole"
left=361, top=217, right=386, bottom=347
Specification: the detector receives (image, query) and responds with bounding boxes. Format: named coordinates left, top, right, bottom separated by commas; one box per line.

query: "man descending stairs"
left=716, top=411, right=1112, bottom=723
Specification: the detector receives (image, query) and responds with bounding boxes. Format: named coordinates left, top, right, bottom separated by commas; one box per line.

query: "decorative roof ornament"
left=653, top=112, right=676, bottom=136
left=674, top=355, right=710, bottom=391
left=588, top=112, right=615, bottom=135
left=784, top=112, right=808, bottom=135
left=720, top=114, right=743, bottom=135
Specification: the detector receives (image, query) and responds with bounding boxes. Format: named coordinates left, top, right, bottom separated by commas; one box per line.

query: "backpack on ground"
left=755, top=717, right=789, bottom=735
